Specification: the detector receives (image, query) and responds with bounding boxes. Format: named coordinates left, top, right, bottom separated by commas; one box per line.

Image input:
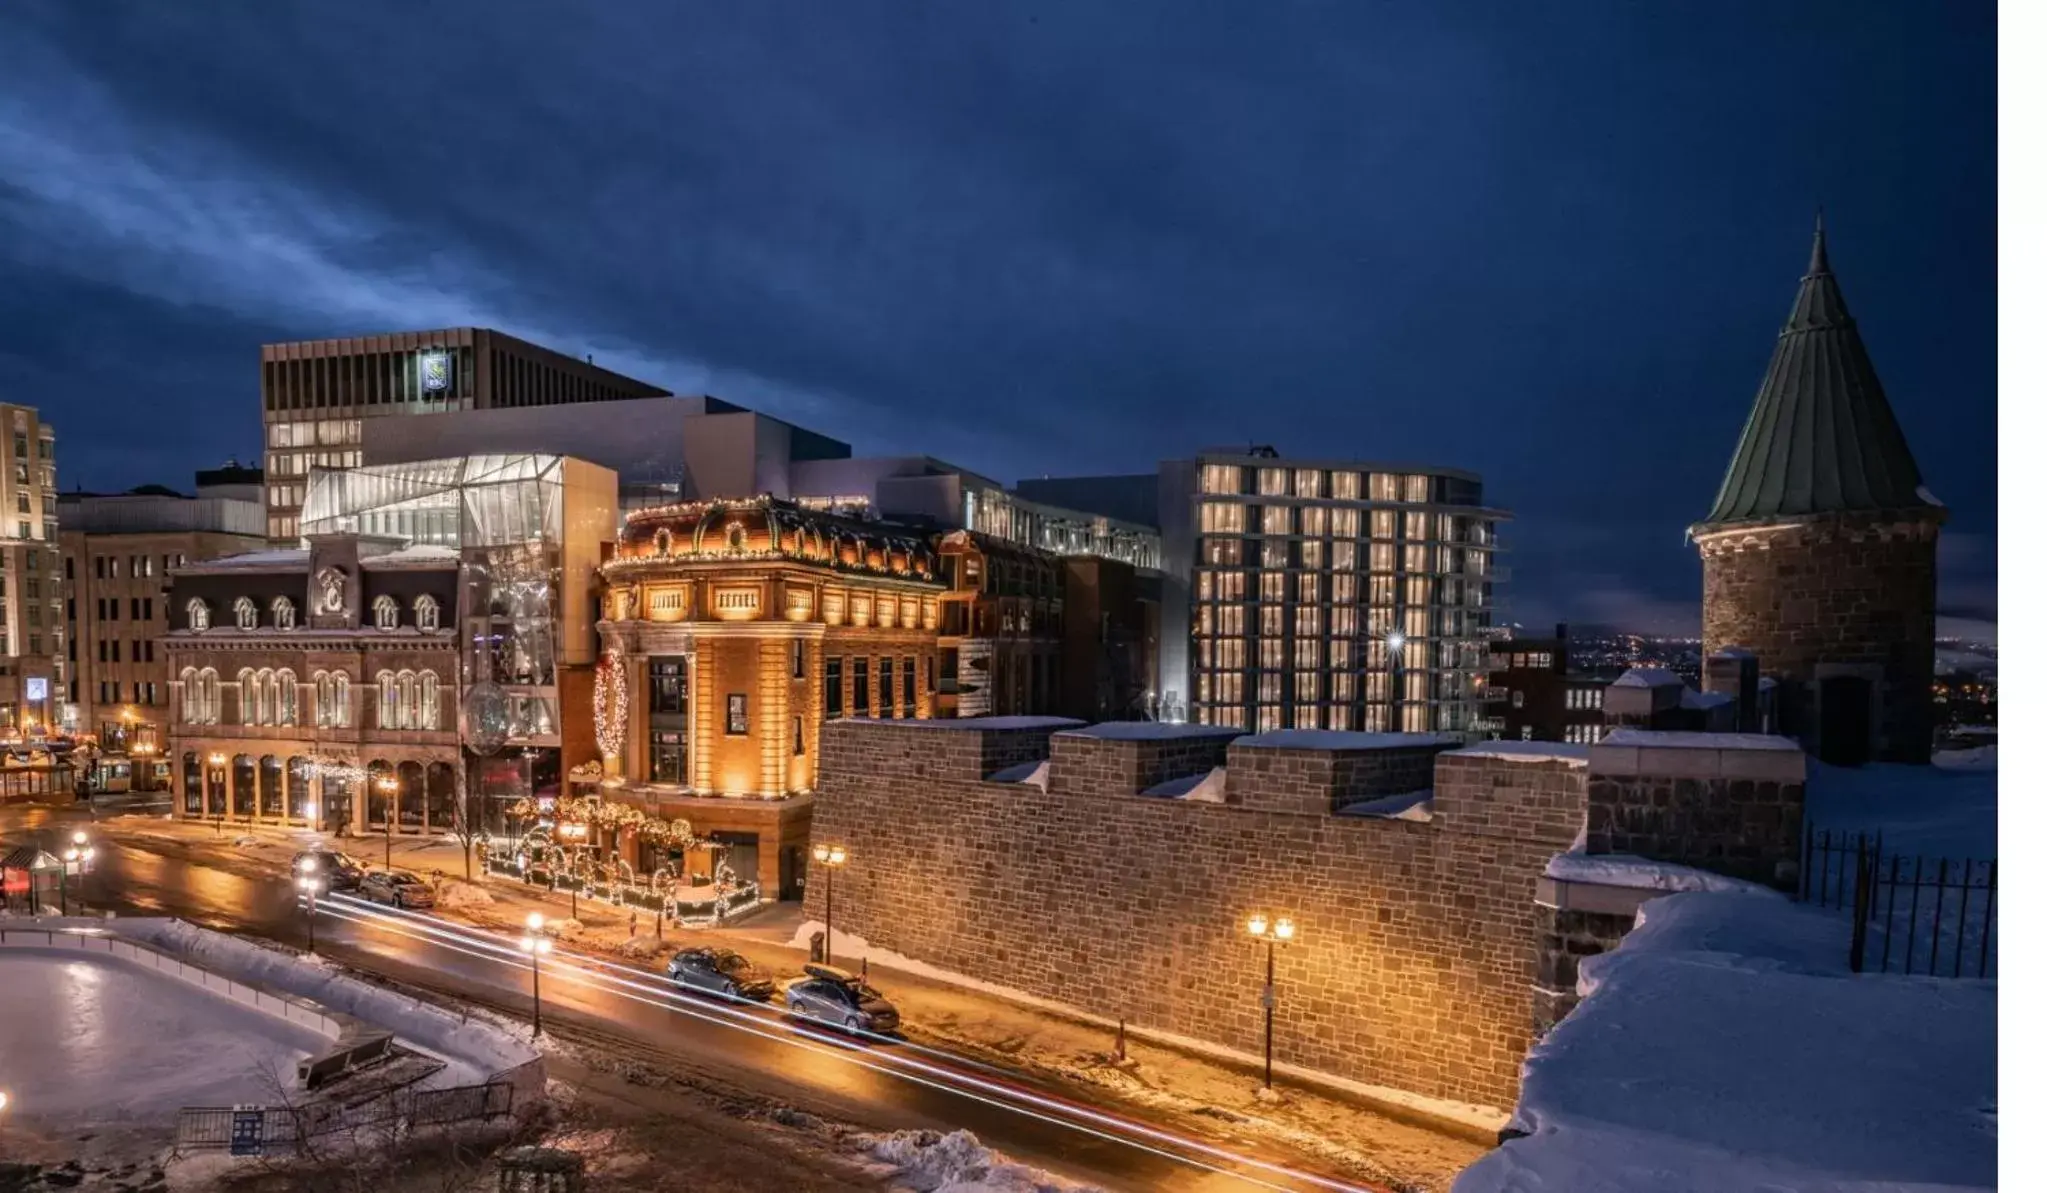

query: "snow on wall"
left=110, top=919, right=542, bottom=1097
left=1140, top=766, right=1227, bottom=802
left=1597, top=728, right=1803, bottom=752
left=1804, top=752, right=1997, bottom=859
left=1232, top=729, right=1460, bottom=751
left=1456, top=892, right=1996, bottom=1193
left=1446, top=741, right=1590, bottom=766
left=1542, top=852, right=1774, bottom=896
left=1057, top=721, right=1241, bottom=741
left=987, top=759, right=1051, bottom=789
left=1335, top=789, right=1434, bottom=822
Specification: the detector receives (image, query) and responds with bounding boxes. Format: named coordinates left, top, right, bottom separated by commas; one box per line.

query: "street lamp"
left=296, top=857, right=325, bottom=953
left=1245, top=913, right=1297, bottom=1093
left=376, top=775, right=399, bottom=871
left=518, top=911, right=552, bottom=1039
left=556, top=820, right=589, bottom=921
left=207, top=752, right=228, bottom=836
left=810, top=843, right=848, bottom=965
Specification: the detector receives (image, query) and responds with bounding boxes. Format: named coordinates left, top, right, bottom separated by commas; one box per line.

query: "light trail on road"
left=319, top=892, right=1387, bottom=1193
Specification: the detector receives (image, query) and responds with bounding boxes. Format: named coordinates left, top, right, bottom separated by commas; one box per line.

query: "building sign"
left=24, top=678, right=47, bottom=703
left=419, top=351, right=452, bottom=395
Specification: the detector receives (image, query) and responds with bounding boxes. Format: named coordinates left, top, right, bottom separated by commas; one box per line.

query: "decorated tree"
left=594, top=647, right=628, bottom=767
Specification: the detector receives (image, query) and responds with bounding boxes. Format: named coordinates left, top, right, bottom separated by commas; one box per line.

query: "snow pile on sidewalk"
left=1454, top=893, right=1996, bottom=1193
left=431, top=876, right=496, bottom=911
left=1542, top=851, right=1776, bottom=895
left=856, top=1129, right=1098, bottom=1192
left=113, top=918, right=541, bottom=1093
left=618, top=934, right=665, bottom=959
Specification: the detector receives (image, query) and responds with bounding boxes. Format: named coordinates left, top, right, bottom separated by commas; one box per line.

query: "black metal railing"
left=1800, top=826, right=1996, bottom=979
left=174, top=1080, right=513, bottom=1154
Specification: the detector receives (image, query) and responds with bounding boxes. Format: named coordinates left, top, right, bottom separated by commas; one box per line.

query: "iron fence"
left=1800, top=826, right=1996, bottom=979
left=174, top=1080, right=513, bottom=1154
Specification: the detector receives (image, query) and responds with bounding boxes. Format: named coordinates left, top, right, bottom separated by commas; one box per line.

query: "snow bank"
left=1542, top=852, right=1775, bottom=895
left=1804, top=756, right=1997, bottom=859
left=986, top=759, right=1050, bottom=790
left=431, top=876, right=496, bottom=911
left=1336, top=789, right=1434, bottom=822
left=857, top=1128, right=1098, bottom=1192
left=1455, top=893, right=1996, bottom=1192
left=1139, top=766, right=1226, bottom=802
left=617, top=935, right=666, bottom=960
left=111, top=919, right=541, bottom=1098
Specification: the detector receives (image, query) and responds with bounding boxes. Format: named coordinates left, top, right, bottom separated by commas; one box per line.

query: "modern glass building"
left=1158, top=448, right=1508, bottom=735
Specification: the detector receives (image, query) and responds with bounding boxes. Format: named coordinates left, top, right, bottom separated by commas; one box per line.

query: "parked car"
left=358, top=870, right=436, bottom=909
left=665, top=947, right=776, bottom=1002
left=784, top=964, right=900, bottom=1034
left=291, top=849, right=366, bottom=891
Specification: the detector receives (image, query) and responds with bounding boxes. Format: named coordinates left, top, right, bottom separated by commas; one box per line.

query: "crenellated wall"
left=807, top=721, right=1589, bottom=1110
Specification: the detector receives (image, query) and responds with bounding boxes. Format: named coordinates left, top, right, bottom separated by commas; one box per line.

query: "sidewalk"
left=90, top=811, right=1489, bottom=1190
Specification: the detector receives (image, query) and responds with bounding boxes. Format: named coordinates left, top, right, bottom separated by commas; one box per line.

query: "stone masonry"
left=1696, top=512, right=1940, bottom=763
left=1585, top=729, right=1807, bottom=890
left=809, top=721, right=1589, bottom=1111
left=1047, top=723, right=1240, bottom=797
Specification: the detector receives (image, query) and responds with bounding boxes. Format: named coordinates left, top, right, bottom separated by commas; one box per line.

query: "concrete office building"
left=0, top=405, right=61, bottom=736
left=260, top=328, right=667, bottom=543
left=1026, top=448, right=1508, bottom=735
left=57, top=464, right=266, bottom=758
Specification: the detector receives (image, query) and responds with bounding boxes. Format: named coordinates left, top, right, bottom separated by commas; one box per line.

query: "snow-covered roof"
left=1057, top=722, right=1242, bottom=741
left=1611, top=667, right=1683, bottom=688
left=1233, top=729, right=1458, bottom=751
left=851, top=716, right=1085, bottom=732
left=178, top=548, right=312, bottom=573
left=1335, top=789, right=1434, bottom=822
left=1543, top=851, right=1773, bottom=895
left=1446, top=741, right=1592, bottom=766
left=1679, top=689, right=1734, bottom=710
left=1597, top=728, right=1802, bottom=752
left=360, top=544, right=460, bottom=569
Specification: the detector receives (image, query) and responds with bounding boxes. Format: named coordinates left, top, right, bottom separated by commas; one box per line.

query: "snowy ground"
left=1455, top=892, right=1996, bottom=1192
left=1804, top=748, right=1998, bottom=859
left=0, top=949, right=325, bottom=1124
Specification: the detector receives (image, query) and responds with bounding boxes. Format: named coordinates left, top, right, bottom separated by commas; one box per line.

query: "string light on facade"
left=594, top=647, right=628, bottom=762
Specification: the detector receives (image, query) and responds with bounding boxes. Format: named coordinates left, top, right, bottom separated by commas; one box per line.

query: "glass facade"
left=1189, top=457, right=1503, bottom=736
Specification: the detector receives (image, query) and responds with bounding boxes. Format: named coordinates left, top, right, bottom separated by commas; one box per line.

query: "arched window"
left=271, top=596, right=296, bottom=630
left=333, top=673, right=351, bottom=728
left=378, top=670, right=399, bottom=729
left=254, top=668, right=276, bottom=725
left=187, top=599, right=211, bottom=632
left=372, top=595, right=399, bottom=630
left=727, top=522, right=747, bottom=551
left=398, top=669, right=420, bottom=729
left=233, top=597, right=257, bottom=630
left=418, top=671, right=441, bottom=730
left=275, top=669, right=298, bottom=726
left=313, top=672, right=330, bottom=728
left=414, top=594, right=440, bottom=631
left=239, top=668, right=260, bottom=725
left=180, top=667, right=200, bottom=723
left=653, top=528, right=673, bottom=557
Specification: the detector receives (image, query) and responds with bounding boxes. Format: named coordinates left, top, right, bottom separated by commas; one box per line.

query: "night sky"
left=0, top=2, right=1996, bottom=639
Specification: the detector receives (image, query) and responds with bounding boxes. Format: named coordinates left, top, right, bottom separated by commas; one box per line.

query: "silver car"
left=784, top=964, right=900, bottom=1034
left=358, top=870, right=436, bottom=909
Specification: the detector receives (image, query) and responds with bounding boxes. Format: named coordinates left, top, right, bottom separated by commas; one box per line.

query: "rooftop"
left=1057, top=722, right=1243, bottom=742
left=1234, top=729, right=1460, bottom=751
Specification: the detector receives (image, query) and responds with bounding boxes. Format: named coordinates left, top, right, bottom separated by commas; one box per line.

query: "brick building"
left=58, top=466, right=265, bottom=773
left=932, top=530, right=1062, bottom=718
left=1484, top=624, right=1610, bottom=744
left=594, top=496, right=944, bottom=898
left=1689, top=218, right=1944, bottom=765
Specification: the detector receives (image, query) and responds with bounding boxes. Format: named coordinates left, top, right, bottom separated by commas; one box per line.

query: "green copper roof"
left=1697, top=217, right=1939, bottom=529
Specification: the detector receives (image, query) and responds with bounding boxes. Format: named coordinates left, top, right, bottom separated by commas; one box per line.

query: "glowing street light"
left=207, top=752, right=229, bottom=836
left=1245, top=913, right=1299, bottom=1092
left=518, top=911, right=552, bottom=1039
left=810, top=843, right=849, bottom=965
left=376, top=774, right=400, bottom=871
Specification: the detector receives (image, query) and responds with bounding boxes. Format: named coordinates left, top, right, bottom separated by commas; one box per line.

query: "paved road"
left=2, top=802, right=1375, bottom=1192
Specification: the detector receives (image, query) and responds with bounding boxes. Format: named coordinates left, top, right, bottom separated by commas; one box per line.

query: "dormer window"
left=414, top=594, right=440, bottom=631
left=233, top=596, right=257, bottom=630
left=188, top=598, right=212, bottom=632
left=372, top=595, right=399, bottom=630
left=271, top=595, right=297, bottom=630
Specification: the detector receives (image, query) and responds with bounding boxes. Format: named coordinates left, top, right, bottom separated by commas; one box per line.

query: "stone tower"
left=1688, top=217, right=1945, bottom=765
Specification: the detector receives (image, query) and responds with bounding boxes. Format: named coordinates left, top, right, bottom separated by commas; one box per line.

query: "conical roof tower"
left=1695, top=214, right=1941, bottom=529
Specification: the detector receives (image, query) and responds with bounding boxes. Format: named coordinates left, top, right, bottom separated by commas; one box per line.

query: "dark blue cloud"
left=0, top=0, right=1995, bottom=632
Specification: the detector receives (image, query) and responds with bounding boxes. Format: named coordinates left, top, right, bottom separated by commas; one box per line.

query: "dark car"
left=358, top=870, right=436, bottom=909
left=291, top=849, right=366, bottom=891
left=665, top=947, right=776, bottom=1002
left=784, top=964, right=900, bottom=1034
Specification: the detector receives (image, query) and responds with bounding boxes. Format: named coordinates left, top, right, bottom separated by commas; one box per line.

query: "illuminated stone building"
left=932, top=530, right=1063, bottom=718
left=595, top=496, right=943, bottom=897
left=0, top=404, right=60, bottom=736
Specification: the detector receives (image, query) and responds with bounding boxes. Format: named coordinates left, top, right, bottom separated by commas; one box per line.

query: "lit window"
left=233, top=597, right=258, bottom=630
left=270, top=596, right=296, bottom=630
left=413, top=594, right=440, bottom=630
left=187, top=598, right=211, bottom=632
left=726, top=693, right=749, bottom=735
left=373, top=595, right=398, bottom=629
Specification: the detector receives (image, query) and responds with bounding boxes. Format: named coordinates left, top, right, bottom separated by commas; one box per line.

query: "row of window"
left=1562, top=724, right=1606, bottom=744
left=184, top=594, right=442, bottom=632
left=91, top=554, right=180, bottom=580
left=95, top=680, right=161, bottom=705
left=1565, top=687, right=1604, bottom=710
left=1505, top=651, right=1556, bottom=669
left=1195, top=538, right=1494, bottom=578
left=96, top=638, right=155, bottom=664
left=92, top=596, right=149, bottom=621
left=1194, top=702, right=1448, bottom=733
left=1199, top=464, right=1438, bottom=503
left=178, top=667, right=435, bottom=730
left=822, top=654, right=922, bottom=720
left=1197, top=570, right=1486, bottom=606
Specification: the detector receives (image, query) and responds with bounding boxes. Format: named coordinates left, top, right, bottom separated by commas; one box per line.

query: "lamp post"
left=557, top=820, right=589, bottom=921
left=57, top=830, right=93, bottom=916
left=376, top=775, right=398, bottom=871
left=810, top=843, right=848, bottom=965
left=297, top=857, right=324, bottom=953
left=207, top=752, right=227, bottom=837
left=518, top=911, right=552, bottom=1039
left=1245, top=913, right=1296, bottom=1093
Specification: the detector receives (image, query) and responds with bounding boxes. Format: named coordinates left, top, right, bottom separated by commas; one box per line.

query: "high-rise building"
left=0, top=404, right=60, bottom=735
left=1689, top=218, right=1944, bottom=764
left=1163, top=449, right=1506, bottom=734
left=260, top=329, right=668, bottom=543
left=56, top=465, right=266, bottom=764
